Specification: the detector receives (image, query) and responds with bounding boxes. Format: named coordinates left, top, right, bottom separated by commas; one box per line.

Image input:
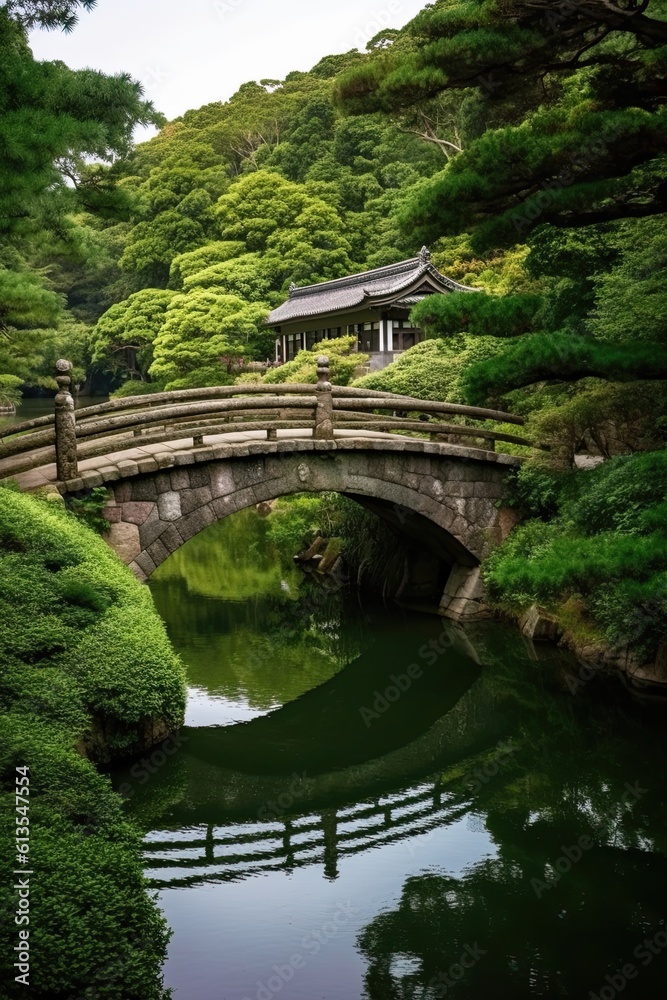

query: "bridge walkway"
left=4, top=428, right=395, bottom=492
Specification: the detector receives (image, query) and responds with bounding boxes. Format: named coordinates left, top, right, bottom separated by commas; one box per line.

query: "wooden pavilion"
left=267, top=247, right=479, bottom=371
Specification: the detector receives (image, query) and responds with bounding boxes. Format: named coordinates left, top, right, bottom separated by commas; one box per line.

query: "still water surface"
left=1, top=396, right=108, bottom=428
left=113, top=509, right=667, bottom=999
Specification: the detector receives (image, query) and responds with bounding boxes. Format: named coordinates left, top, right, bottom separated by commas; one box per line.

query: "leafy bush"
left=0, top=717, right=172, bottom=999
left=502, top=461, right=568, bottom=520
left=267, top=495, right=327, bottom=561
left=66, top=486, right=112, bottom=534
left=560, top=452, right=667, bottom=536
left=485, top=452, right=667, bottom=658
left=526, top=381, right=667, bottom=466
left=0, top=489, right=186, bottom=750
left=267, top=492, right=404, bottom=591
left=111, top=379, right=168, bottom=400
left=354, top=336, right=505, bottom=402
left=264, top=335, right=366, bottom=385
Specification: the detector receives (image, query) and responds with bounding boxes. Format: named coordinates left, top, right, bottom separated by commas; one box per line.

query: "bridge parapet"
left=0, top=358, right=542, bottom=486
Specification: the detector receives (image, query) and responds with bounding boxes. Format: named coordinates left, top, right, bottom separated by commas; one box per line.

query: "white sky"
left=29, top=0, right=427, bottom=139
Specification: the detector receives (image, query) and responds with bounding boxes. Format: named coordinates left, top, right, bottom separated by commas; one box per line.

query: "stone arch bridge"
left=0, top=358, right=533, bottom=619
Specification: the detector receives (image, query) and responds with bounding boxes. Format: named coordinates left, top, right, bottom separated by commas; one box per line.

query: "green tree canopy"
left=412, top=290, right=545, bottom=339
left=337, top=0, right=667, bottom=248
left=4, top=0, right=96, bottom=31
left=0, top=265, right=62, bottom=332
left=589, top=216, right=667, bottom=344
left=169, top=241, right=246, bottom=287
left=91, top=287, right=177, bottom=382
left=149, top=290, right=268, bottom=389
left=0, top=1, right=163, bottom=394
left=0, top=11, right=162, bottom=237
left=119, top=210, right=207, bottom=285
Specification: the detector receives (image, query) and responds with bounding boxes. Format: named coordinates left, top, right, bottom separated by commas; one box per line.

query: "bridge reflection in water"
left=145, top=778, right=467, bottom=888
left=123, top=618, right=525, bottom=896
left=112, top=557, right=667, bottom=1000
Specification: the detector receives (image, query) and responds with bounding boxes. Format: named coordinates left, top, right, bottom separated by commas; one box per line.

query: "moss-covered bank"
left=0, top=487, right=186, bottom=998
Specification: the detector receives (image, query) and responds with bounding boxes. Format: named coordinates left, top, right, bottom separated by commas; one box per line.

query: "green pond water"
left=112, top=508, right=667, bottom=1000
left=0, top=395, right=108, bottom=428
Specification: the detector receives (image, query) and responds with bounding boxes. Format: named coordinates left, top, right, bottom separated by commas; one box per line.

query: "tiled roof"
left=392, top=294, right=429, bottom=308
left=267, top=250, right=478, bottom=326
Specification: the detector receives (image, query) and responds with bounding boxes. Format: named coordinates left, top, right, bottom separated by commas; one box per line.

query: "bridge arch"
left=95, top=438, right=519, bottom=620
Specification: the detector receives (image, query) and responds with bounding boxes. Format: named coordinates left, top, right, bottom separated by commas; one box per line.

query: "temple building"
left=267, top=247, right=479, bottom=371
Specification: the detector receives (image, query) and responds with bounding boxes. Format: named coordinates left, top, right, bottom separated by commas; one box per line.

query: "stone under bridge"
left=1, top=357, right=530, bottom=619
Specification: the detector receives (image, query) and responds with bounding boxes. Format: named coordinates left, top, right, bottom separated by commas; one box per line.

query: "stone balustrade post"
left=314, top=355, right=334, bottom=440
left=54, top=359, right=78, bottom=482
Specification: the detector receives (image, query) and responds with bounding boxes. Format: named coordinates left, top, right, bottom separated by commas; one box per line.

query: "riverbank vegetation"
left=0, top=486, right=185, bottom=997
left=486, top=454, right=667, bottom=660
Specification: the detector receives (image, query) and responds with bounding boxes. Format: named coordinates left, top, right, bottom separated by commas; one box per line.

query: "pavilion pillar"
left=379, top=318, right=386, bottom=354
left=386, top=317, right=394, bottom=353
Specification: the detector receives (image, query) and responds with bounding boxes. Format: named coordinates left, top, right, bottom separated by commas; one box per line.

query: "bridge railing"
left=0, top=356, right=542, bottom=483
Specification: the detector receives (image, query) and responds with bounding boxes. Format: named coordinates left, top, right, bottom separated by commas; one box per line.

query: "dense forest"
left=1, top=0, right=666, bottom=658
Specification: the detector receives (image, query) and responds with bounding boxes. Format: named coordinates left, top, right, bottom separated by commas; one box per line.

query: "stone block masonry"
left=92, top=438, right=519, bottom=622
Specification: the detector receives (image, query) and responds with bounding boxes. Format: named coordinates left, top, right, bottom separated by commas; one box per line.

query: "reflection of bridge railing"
left=1, top=356, right=541, bottom=484
left=143, top=779, right=469, bottom=889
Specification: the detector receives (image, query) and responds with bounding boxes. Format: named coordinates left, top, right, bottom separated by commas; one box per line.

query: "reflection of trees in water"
left=152, top=508, right=301, bottom=601
left=358, top=843, right=667, bottom=999
left=357, top=647, right=667, bottom=999
left=151, top=576, right=372, bottom=709
left=149, top=506, right=381, bottom=708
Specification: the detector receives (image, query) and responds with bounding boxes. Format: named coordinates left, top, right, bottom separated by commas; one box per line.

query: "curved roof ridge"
left=366, top=264, right=478, bottom=299
left=289, top=257, right=421, bottom=297
left=267, top=255, right=479, bottom=327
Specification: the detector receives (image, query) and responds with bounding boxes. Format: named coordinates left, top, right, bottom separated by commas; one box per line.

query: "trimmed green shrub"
left=354, top=336, right=505, bottom=403
left=264, top=335, right=366, bottom=386
left=0, top=717, right=172, bottom=999
left=0, top=489, right=186, bottom=749
left=0, top=488, right=186, bottom=997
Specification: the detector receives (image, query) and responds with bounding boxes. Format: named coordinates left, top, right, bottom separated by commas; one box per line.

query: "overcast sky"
left=29, top=0, right=426, bottom=138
